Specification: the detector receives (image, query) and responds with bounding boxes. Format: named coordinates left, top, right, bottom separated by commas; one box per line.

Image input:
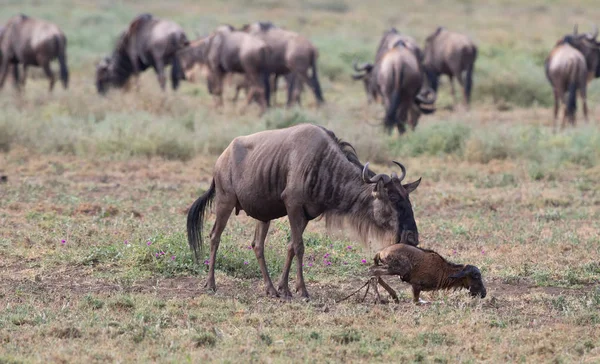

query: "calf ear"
left=449, top=270, right=467, bottom=279
left=403, top=178, right=422, bottom=194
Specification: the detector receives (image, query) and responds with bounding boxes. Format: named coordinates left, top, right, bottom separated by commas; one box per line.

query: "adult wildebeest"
left=196, top=25, right=271, bottom=113
left=0, top=14, right=68, bottom=91
left=422, top=27, right=477, bottom=108
left=353, top=41, right=436, bottom=134
left=95, top=13, right=188, bottom=94
left=545, top=25, right=600, bottom=129
left=353, top=28, right=424, bottom=105
left=241, top=22, right=324, bottom=106
left=187, top=124, right=422, bottom=299
left=177, top=34, right=284, bottom=108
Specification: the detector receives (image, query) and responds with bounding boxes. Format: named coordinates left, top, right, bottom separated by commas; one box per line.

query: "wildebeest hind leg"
left=252, top=220, right=278, bottom=297
left=580, top=87, right=589, bottom=123
left=41, top=62, right=55, bottom=91
left=205, top=200, right=235, bottom=292
left=552, top=88, right=560, bottom=131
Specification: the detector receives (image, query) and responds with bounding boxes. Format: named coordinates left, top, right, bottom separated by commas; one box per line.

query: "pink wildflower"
left=361, top=259, right=367, bottom=264
left=146, top=241, right=152, bottom=246
left=61, top=239, right=66, bottom=245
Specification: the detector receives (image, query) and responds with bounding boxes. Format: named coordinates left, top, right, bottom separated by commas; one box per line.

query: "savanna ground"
left=1, top=0, right=600, bottom=362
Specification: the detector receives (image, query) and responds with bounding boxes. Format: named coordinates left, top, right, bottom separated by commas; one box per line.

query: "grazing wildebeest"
left=422, top=27, right=477, bottom=108
left=0, top=14, right=68, bottom=91
left=197, top=25, right=271, bottom=113
left=187, top=124, right=422, bottom=299
left=241, top=22, right=324, bottom=106
left=352, top=42, right=436, bottom=134
left=545, top=25, right=600, bottom=129
left=95, top=13, right=188, bottom=94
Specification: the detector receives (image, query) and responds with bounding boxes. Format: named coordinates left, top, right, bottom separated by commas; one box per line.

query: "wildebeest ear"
left=403, top=177, right=421, bottom=194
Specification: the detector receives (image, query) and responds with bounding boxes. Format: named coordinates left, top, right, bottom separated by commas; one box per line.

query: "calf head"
left=362, top=161, right=421, bottom=246
left=449, top=265, right=487, bottom=298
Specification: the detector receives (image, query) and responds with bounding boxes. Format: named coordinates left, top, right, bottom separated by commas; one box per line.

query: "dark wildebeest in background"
left=353, top=41, right=436, bottom=134
left=422, top=27, right=477, bottom=108
left=95, top=13, right=188, bottom=94
left=187, top=124, right=422, bottom=299
left=195, top=25, right=270, bottom=113
left=0, top=14, right=68, bottom=91
left=241, top=22, right=324, bottom=107
left=546, top=25, right=600, bottom=129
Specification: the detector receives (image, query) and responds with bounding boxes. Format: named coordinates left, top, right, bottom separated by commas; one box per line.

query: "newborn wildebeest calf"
left=368, top=244, right=486, bottom=304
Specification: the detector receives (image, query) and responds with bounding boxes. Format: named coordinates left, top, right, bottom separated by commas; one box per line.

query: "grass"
left=1, top=0, right=600, bottom=362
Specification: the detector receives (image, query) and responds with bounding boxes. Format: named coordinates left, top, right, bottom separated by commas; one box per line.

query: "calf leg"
left=251, top=221, right=278, bottom=297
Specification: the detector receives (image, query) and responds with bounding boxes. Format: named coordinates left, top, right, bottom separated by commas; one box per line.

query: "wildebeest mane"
left=316, top=125, right=374, bottom=178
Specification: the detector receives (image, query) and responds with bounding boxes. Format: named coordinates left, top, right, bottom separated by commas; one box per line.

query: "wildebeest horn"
left=353, top=60, right=371, bottom=72
left=392, top=161, right=407, bottom=182
left=416, top=90, right=436, bottom=104
left=362, top=162, right=391, bottom=184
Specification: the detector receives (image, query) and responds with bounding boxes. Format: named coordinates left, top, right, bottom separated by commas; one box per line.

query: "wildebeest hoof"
left=265, top=286, right=279, bottom=298
left=416, top=298, right=430, bottom=305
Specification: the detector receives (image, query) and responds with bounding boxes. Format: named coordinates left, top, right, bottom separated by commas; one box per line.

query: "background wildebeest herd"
left=1, top=1, right=599, bottom=362
left=3, top=12, right=598, bottom=131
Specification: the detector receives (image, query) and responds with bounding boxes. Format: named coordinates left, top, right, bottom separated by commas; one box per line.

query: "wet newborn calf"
left=369, top=244, right=486, bottom=304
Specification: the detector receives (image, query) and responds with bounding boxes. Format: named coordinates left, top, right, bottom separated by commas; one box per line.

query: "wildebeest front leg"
left=252, top=220, right=278, bottom=297
left=580, top=87, right=589, bottom=123
left=21, top=65, right=28, bottom=87
left=205, top=202, right=234, bottom=292
left=552, top=88, right=560, bottom=131
left=278, top=204, right=309, bottom=299
left=377, top=277, right=399, bottom=304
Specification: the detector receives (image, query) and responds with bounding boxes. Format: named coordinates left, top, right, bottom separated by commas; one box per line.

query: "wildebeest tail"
left=566, top=81, right=578, bottom=123
left=310, top=50, right=325, bottom=104
left=464, top=46, right=476, bottom=104
left=171, top=53, right=185, bottom=90
left=187, top=180, right=216, bottom=263
left=56, top=35, right=69, bottom=89
left=260, top=47, right=271, bottom=107
left=384, top=64, right=404, bottom=132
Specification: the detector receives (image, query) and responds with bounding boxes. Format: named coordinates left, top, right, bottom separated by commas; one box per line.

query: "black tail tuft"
left=566, top=81, right=578, bottom=124
left=464, top=47, right=476, bottom=104
left=310, top=52, right=325, bottom=104
left=171, top=54, right=185, bottom=90
left=384, top=64, right=404, bottom=133
left=57, top=36, right=69, bottom=89
left=187, top=180, right=216, bottom=263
